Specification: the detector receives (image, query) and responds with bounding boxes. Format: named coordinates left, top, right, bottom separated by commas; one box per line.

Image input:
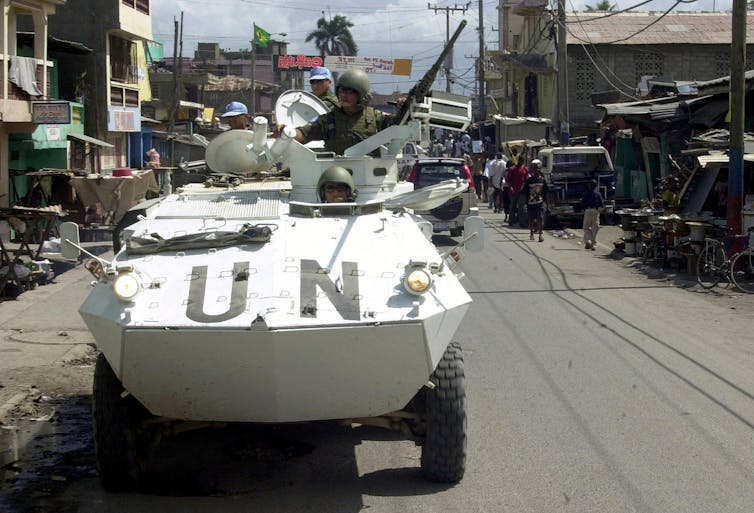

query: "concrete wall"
left=567, top=43, right=754, bottom=129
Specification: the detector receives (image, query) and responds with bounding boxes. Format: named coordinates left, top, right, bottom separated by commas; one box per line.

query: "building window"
left=122, top=0, right=149, bottom=15
left=634, top=52, right=664, bottom=85
left=574, top=53, right=594, bottom=101
left=111, top=85, right=140, bottom=107
left=110, top=35, right=138, bottom=84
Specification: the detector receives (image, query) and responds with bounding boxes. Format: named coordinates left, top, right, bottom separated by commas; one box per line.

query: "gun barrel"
left=397, top=20, right=467, bottom=124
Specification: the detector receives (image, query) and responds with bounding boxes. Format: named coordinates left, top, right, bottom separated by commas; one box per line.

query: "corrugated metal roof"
left=566, top=12, right=754, bottom=45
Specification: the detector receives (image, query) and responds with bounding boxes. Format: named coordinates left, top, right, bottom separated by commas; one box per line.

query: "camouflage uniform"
left=300, top=106, right=392, bottom=156
left=317, top=90, right=340, bottom=111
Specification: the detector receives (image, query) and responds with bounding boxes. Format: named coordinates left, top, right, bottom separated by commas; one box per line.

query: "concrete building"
left=47, top=0, right=154, bottom=169
left=487, top=8, right=754, bottom=136
left=0, top=0, right=66, bottom=207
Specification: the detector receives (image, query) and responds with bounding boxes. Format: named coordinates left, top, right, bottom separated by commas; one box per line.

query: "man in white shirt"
left=487, top=153, right=508, bottom=214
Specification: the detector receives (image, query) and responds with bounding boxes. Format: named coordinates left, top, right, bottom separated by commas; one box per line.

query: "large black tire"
left=93, top=353, right=154, bottom=492
left=421, top=342, right=467, bottom=483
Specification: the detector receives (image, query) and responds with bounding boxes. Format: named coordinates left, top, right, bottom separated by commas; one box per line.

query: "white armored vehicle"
left=62, top=22, right=482, bottom=491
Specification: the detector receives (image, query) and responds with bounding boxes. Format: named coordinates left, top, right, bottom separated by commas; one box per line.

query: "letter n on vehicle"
left=300, top=260, right=360, bottom=320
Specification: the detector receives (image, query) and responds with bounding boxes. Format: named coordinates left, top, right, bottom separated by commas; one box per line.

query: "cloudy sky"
left=151, top=0, right=733, bottom=94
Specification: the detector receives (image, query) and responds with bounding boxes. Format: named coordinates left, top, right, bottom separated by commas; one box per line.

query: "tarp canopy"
left=67, top=133, right=114, bottom=148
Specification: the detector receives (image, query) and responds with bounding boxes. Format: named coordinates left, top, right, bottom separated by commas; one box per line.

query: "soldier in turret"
left=275, top=69, right=398, bottom=156
left=308, top=66, right=339, bottom=111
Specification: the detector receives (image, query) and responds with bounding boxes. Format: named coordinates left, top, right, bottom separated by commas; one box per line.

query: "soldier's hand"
left=272, top=124, right=286, bottom=138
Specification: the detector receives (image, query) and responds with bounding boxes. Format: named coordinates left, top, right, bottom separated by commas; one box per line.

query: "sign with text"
left=274, top=55, right=412, bottom=76
left=276, top=55, right=324, bottom=71
left=32, top=101, right=71, bottom=124
left=107, top=106, right=141, bottom=132
left=324, top=56, right=412, bottom=76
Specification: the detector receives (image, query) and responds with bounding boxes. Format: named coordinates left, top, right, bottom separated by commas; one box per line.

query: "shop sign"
left=276, top=55, right=324, bottom=71
left=32, top=101, right=71, bottom=124
left=45, top=126, right=61, bottom=141
left=324, top=56, right=412, bottom=76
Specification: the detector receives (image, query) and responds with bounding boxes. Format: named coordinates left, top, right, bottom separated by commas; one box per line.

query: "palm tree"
left=305, top=15, right=358, bottom=57
left=585, top=0, right=616, bottom=11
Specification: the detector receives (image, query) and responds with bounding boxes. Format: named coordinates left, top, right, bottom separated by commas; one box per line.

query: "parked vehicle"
left=537, top=145, right=616, bottom=226
left=408, top=158, right=478, bottom=237
left=397, top=141, right=427, bottom=180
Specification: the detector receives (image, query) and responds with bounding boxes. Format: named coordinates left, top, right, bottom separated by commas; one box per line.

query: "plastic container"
left=112, top=168, right=133, bottom=177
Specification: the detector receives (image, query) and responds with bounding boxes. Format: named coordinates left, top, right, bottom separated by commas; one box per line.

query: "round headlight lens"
left=404, top=269, right=432, bottom=295
left=113, top=273, right=141, bottom=301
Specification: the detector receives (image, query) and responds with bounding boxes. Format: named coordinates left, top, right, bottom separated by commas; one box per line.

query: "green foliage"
left=585, top=0, right=616, bottom=11
left=305, top=15, right=358, bottom=57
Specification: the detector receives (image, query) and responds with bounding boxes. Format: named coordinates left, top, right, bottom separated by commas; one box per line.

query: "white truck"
left=537, top=145, right=616, bottom=226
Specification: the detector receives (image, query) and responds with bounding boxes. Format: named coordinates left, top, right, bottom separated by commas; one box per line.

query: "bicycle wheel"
left=696, top=244, right=726, bottom=289
left=730, top=250, right=754, bottom=293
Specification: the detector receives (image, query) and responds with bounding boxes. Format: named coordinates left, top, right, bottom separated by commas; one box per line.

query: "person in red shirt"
left=507, top=161, right=529, bottom=227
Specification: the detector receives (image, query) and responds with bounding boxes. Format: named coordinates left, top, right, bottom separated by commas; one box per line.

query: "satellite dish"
left=384, top=179, right=469, bottom=211
left=275, top=90, right=329, bottom=128
left=205, top=129, right=268, bottom=174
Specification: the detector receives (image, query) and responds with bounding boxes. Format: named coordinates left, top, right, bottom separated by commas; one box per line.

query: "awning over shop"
left=67, top=133, right=114, bottom=148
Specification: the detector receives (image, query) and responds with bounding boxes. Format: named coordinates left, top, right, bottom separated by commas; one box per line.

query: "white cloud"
left=152, top=0, right=735, bottom=94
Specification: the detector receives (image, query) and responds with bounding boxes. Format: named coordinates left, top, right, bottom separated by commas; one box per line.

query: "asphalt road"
left=2, top=214, right=754, bottom=512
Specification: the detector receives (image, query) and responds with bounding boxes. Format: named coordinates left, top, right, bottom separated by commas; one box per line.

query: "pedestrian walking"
left=581, top=180, right=604, bottom=250
left=487, top=153, right=507, bottom=214
left=522, top=159, right=547, bottom=242
left=506, top=160, right=529, bottom=227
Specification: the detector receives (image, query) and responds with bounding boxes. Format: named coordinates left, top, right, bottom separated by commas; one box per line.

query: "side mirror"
left=59, top=222, right=81, bottom=261
left=463, top=216, right=485, bottom=252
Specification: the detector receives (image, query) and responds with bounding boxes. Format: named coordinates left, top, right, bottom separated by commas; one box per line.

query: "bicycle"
left=696, top=226, right=754, bottom=292
left=729, top=228, right=754, bottom=293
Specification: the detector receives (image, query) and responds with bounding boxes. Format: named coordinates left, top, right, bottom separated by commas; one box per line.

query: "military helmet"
left=317, top=166, right=357, bottom=201
left=336, top=69, right=372, bottom=106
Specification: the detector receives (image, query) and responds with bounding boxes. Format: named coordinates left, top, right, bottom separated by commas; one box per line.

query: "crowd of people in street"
left=472, top=152, right=606, bottom=249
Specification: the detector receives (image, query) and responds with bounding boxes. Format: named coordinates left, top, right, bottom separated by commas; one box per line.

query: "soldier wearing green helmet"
left=317, top=165, right=357, bottom=203
left=276, top=69, right=399, bottom=156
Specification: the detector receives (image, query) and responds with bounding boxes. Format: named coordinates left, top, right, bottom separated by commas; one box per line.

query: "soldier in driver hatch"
left=317, top=166, right=357, bottom=203
left=275, top=69, right=398, bottom=156
left=308, top=66, right=339, bottom=111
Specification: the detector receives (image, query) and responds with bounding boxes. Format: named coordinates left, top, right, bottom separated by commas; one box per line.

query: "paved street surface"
left=1, top=208, right=753, bottom=512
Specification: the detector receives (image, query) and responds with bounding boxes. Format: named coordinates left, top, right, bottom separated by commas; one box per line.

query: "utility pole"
left=428, top=2, right=470, bottom=93
left=554, top=0, right=569, bottom=145
left=478, top=0, right=486, bottom=121
left=728, top=0, right=746, bottom=234
left=169, top=16, right=179, bottom=133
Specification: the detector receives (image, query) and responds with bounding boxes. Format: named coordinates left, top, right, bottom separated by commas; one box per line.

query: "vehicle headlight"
left=404, top=268, right=432, bottom=295
left=113, top=272, right=141, bottom=301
